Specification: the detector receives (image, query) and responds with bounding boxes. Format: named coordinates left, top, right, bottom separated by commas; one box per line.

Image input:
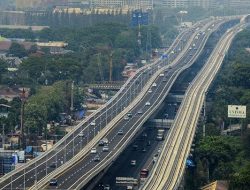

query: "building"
left=229, top=0, right=250, bottom=8
left=160, top=0, right=223, bottom=9
left=90, top=0, right=153, bottom=10
left=162, top=0, right=188, bottom=8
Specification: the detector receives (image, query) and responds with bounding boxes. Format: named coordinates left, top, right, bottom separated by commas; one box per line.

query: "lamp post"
left=19, top=88, right=27, bottom=150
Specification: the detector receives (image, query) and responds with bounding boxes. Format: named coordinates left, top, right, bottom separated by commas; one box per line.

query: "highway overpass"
left=140, top=19, right=247, bottom=190
left=33, top=18, right=238, bottom=190
left=0, top=16, right=243, bottom=190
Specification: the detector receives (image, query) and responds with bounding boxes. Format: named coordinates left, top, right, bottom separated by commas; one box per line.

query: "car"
left=193, top=43, right=196, bottom=47
left=147, top=140, right=151, bottom=146
left=99, top=140, right=105, bottom=146
left=145, top=102, right=150, bottom=106
left=130, top=160, right=136, bottom=166
left=102, top=137, right=108, bottom=144
left=127, top=112, right=133, bottom=117
left=132, top=144, right=138, bottom=151
left=90, top=148, right=97, bottom=154
left=103, top=184, right=111, bottom=190
left=49, top=178, right=58, bottom=186
left=163, top=78, right=167, bottom=82
left=49, top=162, right=57, bottom=168
left=103, top=145, right=109, bottom=152
left=124, top=116, right=129, bottom=120
left=90, top=121, right=96, bottom=126
left=127, top=185, right=133, bottom=190
left=137, top=109, right=143, bottom=114
left=142, top=147, right=147, bottom=152
left=189, top=47, right=192, bottom=50
left=118, top=129, right=124, bottom=135
left=94, top=154, right=100, bottom=162
left=153, top=154, right=158, bottom=163
left=148, top=89, right=152, bottom=93
left=152, top=82, right=157, bottom=87
left=159, top=73, right=164, bottom=77
left=78, top=131, right=84, bottom=137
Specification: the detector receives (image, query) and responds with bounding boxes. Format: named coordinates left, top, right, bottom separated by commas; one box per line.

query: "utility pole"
left=70, top=81, right=74, bottom=115
left=109, top=52, right=113, bottom=82
left=203, top=92, right=206, bottom=137
left=2, top=124, right=5, bottom=149
left=19, top=88, right=26, bottom=150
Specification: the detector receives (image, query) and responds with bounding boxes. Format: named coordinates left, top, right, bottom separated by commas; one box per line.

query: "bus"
left=140, top=169, right=149, bottom=181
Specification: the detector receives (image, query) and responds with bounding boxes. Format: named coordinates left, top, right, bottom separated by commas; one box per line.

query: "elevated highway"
left=0, top=17, right=205, bottom=190
left=0, top=16, right=242, bottom=190
left=33, top=18, right=238, bottom=190
left=140, top=20, right=246, bottom=190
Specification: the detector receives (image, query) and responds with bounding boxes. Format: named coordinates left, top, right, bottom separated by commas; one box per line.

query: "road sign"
left=228, top=105, right=246, bottom=118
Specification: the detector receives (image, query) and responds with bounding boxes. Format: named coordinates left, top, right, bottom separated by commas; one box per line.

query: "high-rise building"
left=160, top=0, right=226, bottom=9
left=90, top=0, right=153, bottom=10
left=229, top=0, right=250, bottom=8
left=162, top=0, right=188, bottom=8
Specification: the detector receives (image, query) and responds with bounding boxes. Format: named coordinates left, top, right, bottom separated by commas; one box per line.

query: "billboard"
left=228, top=105, right=246, bottom=118
left=131, top=10, right=149, bottom=27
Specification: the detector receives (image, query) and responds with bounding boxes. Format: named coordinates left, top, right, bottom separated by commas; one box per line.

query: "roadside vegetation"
left=185, top=28, right=250, bottom=189
left=0, top=14, right=176, bottom=138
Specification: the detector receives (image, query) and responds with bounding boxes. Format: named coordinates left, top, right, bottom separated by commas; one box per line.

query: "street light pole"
left=20, top=88, right=26, bottom=150
left=203, top=92, right=207, bottom=137
left=70, top=81, right=74, bottom=117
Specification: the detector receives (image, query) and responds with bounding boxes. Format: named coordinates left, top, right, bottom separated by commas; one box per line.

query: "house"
left=0, top=88, right=19, bottom=102
left=0, top=104, right=11, bottom=118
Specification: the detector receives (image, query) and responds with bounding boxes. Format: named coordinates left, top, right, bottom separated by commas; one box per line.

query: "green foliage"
left=0, top=59, right=8, bottom=83
left=192, top=28, right=250, bottom=189
left=208, top=28, right=250, bottom=126
left=8, top=42, right=27, bottom=58
left=230, top=162, right=250, bottom=190
left=24, top=81, right=71, bottom=133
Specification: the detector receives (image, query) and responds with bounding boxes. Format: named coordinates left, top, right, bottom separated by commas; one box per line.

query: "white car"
left=145, top=102, right=150, bottom=106
left=90, top=148, right=97, bottom=154
left=90, top=121, right=96, bottom=126
left=148, top=89, right=152, bottom=93
left=124, top=116, right=129, bottom=120
left=103, top=145, right=109, bottom=152
left=152, top=83, right=157, bottom=87
left=130, top=160, right=136, bottom=166
left=78, top=132, right=84, bottom=137
left=159, top=73, right=164, bottom=77
left=137, top=109, right=143, bottom=114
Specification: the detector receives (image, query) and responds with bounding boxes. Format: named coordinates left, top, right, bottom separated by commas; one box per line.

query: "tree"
left=8, top=42, right=27, bottom=58
left=230, top=162, right=250, bottom=190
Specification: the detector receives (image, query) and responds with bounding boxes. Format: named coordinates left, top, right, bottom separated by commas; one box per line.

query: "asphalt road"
left=41, top=19, right=222, bottom=190
left=0, top=17, right=228, bottom=190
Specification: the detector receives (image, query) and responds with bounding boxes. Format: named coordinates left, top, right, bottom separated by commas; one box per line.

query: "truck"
left=156, top=129, right=165, bottom=141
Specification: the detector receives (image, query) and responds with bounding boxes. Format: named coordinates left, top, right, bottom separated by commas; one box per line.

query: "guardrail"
left=29, top=19, right=216, bottom=190
left=140, top=19, right=244, bottom=190
left=0, top=19, right=190, bottom=187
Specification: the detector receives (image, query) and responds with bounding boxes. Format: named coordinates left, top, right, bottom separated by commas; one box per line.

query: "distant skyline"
left=0, top=0, right=249, bottom=10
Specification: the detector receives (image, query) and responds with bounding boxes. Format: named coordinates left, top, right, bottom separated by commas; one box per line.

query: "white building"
left=90, top=0, right=153, bottom=10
